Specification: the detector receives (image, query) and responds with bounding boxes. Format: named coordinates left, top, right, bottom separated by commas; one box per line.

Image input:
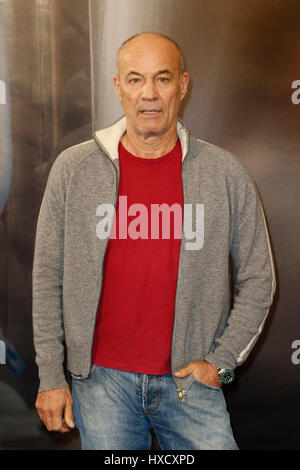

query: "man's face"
left=113, top=34, right=189, bottom=139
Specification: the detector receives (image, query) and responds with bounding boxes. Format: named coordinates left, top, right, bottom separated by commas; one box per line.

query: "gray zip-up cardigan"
left=32, top=116, right=276, bottom=393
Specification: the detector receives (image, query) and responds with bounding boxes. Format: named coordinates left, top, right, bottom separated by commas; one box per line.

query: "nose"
left=141, top=79, right=158, bottom=101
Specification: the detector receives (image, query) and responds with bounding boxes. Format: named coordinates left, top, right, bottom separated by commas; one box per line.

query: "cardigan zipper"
left=88, top=136, right=119, bottom=377
left=171, top=127, right=190, bottom=403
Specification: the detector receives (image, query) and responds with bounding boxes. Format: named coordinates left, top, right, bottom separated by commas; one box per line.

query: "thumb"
left=174, top=363, right=193, bottom=378
left=64, top=399, right=75, bottom=429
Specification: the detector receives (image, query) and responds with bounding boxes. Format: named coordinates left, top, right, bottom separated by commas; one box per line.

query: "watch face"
left=219, top=369, right=235, bottom=384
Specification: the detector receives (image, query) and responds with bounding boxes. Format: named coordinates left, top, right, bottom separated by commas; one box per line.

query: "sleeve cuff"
left=37, top=364, right=69, bottom=392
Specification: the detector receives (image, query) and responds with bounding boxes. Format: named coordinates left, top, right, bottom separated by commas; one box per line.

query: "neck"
left=121, top=125, right=178, bottom=159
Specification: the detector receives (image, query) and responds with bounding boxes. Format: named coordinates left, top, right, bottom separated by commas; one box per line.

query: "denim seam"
left=147, top=377, right=161, bottom=414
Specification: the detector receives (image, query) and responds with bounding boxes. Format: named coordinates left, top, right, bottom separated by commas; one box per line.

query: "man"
left=33, top=32, right=276, bottom=450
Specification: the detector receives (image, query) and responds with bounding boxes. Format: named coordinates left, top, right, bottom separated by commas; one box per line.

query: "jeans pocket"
left=192, top=376, right=222, bottom=392
left=71, top=364, right=96, bottom=382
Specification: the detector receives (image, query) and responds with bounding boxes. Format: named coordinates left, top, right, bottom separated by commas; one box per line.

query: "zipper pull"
left=176, top=386, right=186, bottom=403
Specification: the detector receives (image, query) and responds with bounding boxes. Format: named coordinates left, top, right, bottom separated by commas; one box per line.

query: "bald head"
left=116, top=32, right=186, bottom=76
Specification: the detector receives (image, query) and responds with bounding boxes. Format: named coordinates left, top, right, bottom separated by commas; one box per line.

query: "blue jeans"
left=71, top=365, right=238, bottom=450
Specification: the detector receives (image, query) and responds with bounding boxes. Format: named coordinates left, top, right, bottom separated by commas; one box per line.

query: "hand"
left=35, top=386, right=75, bottom=433
left=174, top=360, right=221, bottom=388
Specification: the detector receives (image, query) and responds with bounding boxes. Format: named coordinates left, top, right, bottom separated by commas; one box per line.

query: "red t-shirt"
left=91, top=139, right=183, bottom=374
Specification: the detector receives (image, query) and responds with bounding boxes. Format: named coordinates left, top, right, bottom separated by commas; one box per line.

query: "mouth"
left=139, top=109, right=162, bottom=117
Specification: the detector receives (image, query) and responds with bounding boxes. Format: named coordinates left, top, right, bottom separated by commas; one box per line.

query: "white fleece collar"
left=93, top=115, right=189, bottom=161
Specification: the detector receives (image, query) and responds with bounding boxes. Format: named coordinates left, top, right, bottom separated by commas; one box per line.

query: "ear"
left=113, top=74, right=122, bottom=102
left=179, top=72, right=189, bottom=101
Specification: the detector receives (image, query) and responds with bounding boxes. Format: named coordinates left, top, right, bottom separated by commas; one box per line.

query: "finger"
left=64, top=400, right=75, bottom=429
left=51, top=410, right=64, bottom=432
left=174, top=363, right=193, bottom=377
left=35, top=400, right=54, bottom=431
left=59, top=421, right=71, bottom=433
left=43, top=410, right=54, bottom=431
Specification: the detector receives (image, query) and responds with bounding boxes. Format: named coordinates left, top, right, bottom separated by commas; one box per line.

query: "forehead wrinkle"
left=125, top=69, right=173, bottom=80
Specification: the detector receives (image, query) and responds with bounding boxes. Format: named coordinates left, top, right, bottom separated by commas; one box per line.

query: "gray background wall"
left=0, top=0, right=299, bottom=450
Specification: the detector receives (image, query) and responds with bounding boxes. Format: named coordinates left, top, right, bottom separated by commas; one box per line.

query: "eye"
left=129, top=78, right=142, bottom=84
left=157, top=77, right=169, bottom=83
